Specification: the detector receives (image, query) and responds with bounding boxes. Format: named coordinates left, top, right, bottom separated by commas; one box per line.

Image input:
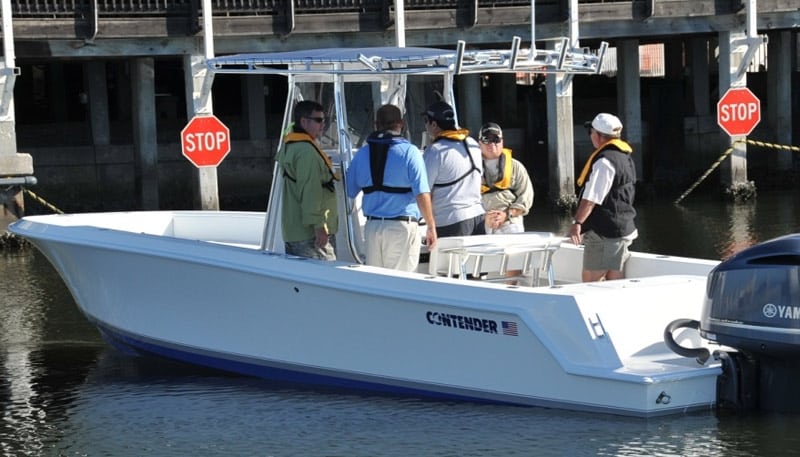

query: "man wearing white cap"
left=568, top=113, right=638, bottom=282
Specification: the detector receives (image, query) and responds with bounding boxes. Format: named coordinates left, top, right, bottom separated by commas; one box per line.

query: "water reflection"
left=718, top=202, right=758, bottom=260
left=0, top=251, right=104, bottom=455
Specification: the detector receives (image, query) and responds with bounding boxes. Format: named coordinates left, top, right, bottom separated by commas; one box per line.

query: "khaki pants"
left=364, top=219, right=421, bottom=272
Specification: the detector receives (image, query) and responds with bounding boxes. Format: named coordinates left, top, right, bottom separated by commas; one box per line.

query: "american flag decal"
left=502, top=321, right=518, bottom=336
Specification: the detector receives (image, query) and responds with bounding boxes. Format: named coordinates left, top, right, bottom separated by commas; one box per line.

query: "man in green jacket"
left=276, top=100, right=339, bottom=260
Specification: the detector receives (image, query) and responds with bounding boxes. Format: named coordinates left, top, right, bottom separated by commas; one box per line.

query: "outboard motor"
left=700, top=233, right=800, bottom=412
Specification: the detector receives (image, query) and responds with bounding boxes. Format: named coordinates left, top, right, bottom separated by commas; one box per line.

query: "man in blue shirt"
left=346, top=104, right=437, bottom=271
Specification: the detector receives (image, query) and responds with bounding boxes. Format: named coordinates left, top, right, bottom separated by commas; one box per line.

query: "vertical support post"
left=183, top=53, right=220, bottom=210
left=558, top=0, right=580, bottom=92
left=245, top=75, right=267, bottom=142
left=182, top=0, right=220, bottom=210
left=689, top=37, right=711, bottom=117
left=85, top=61, right=110, bottom=147
left=0, top=0, right=17, bottom=121
left=545, top=0, right=578, bottom=207
left=718, top=30, right=749, bottom=189
left=457, top=74, right=481, bottom=136
left=0, top=0, right=33, bottom=218
left=568, top=0, right=578, bottom=46
left=767, top=31, right=792, bottom=171
left=202, top=0, right=215, bottom=61
left=617, top=39, right=643, bottom=180
left=529, top=0, right=536, bottom=54
left=283, top=0, right=295, bottom=36
left=132, top=58, right=159, bottom=210
left=546, top=42, right=575, bottom=207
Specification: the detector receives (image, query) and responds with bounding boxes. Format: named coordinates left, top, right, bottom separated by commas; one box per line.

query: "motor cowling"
left=700, top=233, right=800, bottom=412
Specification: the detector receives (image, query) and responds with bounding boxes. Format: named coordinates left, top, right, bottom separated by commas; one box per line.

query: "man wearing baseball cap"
left=478, top=122, right=533, bottom=234
left=568, top=112, right=638, bottom=282
left=421, top=100, right=485, bottom=237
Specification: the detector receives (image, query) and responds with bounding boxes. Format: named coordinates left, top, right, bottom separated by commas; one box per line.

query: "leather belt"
left=366, top=215, right=419, bottom=223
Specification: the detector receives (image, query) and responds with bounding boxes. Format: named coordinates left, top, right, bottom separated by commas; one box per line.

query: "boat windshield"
left=289, top=74, right=448, bottom=157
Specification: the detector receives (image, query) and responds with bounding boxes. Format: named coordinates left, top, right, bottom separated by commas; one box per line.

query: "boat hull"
left=11, top=211, right=722, bottom=417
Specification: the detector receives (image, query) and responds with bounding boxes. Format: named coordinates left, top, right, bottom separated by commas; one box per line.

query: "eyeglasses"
left=304, top=116, right=325, bottom=124
left=479, top=136, right=502, bottom=145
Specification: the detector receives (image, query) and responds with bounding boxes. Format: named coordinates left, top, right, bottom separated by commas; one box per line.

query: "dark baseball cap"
left=422, top=101, right=456, bottom=123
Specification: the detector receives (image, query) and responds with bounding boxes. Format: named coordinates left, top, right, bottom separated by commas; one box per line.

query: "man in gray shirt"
left=422, top=101, right=485, bottom=237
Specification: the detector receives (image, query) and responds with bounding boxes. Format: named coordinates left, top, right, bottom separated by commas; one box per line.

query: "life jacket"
left=361, top=131, right=412, bottom=195
left=576, top=138, right=633, bottom=187
left=481, top=148, right=513, bottom=193
left=577, top=139, right=637, bottom=238
left=431, top=129, right=480, bottom=188
left=282, top=131, right=339, bottom=192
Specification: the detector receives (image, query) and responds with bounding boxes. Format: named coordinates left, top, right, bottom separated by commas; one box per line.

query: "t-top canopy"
left=208, top=46, right=460, bottom=76
left=207, top=38, right=607, bottom=76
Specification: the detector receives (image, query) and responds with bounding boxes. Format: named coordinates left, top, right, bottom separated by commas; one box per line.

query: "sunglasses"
left=304, top=116, right=326, bottom=124
left=479, top=136, right=502, bottom=144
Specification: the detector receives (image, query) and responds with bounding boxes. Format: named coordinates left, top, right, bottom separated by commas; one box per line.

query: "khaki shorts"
left=582, top=230, right=632, bottom=272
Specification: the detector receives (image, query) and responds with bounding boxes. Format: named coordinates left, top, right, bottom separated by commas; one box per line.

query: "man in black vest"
left=568, top=113, right=638, bottom=282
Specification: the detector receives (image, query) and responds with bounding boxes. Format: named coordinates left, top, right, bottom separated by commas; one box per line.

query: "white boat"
left=10, top=43, right=728, bottom=417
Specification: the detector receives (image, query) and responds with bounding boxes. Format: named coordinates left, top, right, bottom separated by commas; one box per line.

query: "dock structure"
left=1, top=0, right=798, bottom=212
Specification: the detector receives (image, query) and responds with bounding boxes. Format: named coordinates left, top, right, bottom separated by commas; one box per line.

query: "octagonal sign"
left=181, top=115, right=231, bottom=167
left=717, top=87, right=761, bottom=137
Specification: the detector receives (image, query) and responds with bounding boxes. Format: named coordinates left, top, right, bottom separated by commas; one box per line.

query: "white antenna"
left=395, top=0, right=406, bottom=48
left=529, top=0, right=536, bottom=57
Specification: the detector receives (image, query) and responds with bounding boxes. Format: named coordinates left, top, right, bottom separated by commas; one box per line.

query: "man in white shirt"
left=568, top=113, right=638, bottom=282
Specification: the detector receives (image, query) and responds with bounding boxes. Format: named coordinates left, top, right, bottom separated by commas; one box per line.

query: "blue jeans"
left=285, top=235, right=337, bottom=261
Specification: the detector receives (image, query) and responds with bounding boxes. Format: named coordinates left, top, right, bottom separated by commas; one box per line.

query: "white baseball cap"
left=586, top=113, right=623, bottom=137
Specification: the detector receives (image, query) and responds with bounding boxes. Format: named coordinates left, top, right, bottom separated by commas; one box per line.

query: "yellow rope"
left=23, top=188, right=64, bottom=214
left=744, top=139, right=800, bottom=152
left=673, top=139, right=799, bottom=205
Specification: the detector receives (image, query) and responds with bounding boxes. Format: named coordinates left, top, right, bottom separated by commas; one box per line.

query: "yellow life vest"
left=430, top=129, right=480, bottom=188
left=576, top=139, right=633, bottom=187
left=434, top=129, right=470, bottom=142
left=481, top=148, right=513, bottom=193
left=283, top=131, right=341, bottom=182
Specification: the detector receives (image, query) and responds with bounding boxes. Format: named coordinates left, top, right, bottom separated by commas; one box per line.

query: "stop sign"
left=717, top=87, right=761, bottom=137
left=181, top=115, right=231, bottom=167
